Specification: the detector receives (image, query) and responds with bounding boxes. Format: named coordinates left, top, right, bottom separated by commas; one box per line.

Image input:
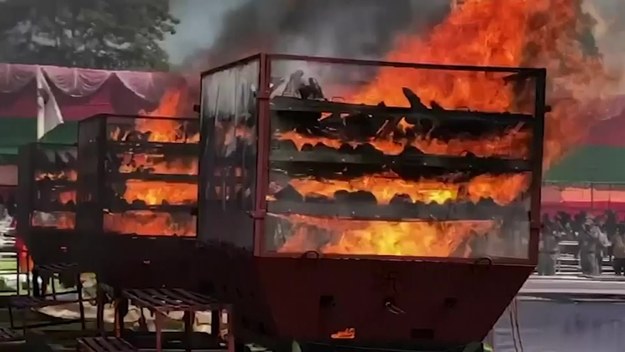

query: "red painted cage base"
left=198, top=245, right=533, bottom=345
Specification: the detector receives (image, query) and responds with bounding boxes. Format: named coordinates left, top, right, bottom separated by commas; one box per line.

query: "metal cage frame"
left=199, top=53, right=546, bottom=266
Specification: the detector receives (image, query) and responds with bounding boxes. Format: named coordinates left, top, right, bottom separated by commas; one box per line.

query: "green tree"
left=0, top=0, right=179, bottom=70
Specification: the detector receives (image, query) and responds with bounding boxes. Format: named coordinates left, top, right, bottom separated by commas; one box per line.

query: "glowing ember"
left=122, top=180, right=197, bottom=206
left=277, top=214, right=496, bottom=257
left=276, top=125, right=531, bottom=159
left=277, top=172, right=529, bottom=206
left=276, top=0, right=612, bottom=257
left=57, top=190, right=76, bottom=205
left=118, top=153, right=198, bottom=175
left=106, top=94, right=199, bottom=236
left=103, top=211, right=195, bottom=237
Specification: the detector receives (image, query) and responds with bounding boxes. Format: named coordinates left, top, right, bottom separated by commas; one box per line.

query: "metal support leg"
left=227, top=307, right=235, bottom=352
left=32, top=268, right=40, bottom=298
left=25, top=252, right=31, bottom=296
left=211, top=309, right=220, bottom=337
left=96, top=284, right=105, bottom=335
left=8, top=305, right=14, bottom=329
left=155, top=313, right=163, bottom=352
left=50, top=275, right=57, bottom=299
left=77, top=276, right=86, bottom=330
left=184, top=311, right=195, bottom=352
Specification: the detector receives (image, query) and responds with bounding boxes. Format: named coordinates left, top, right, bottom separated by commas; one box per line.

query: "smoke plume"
left=183, top=0, right=450, bottom=71
left=584, top=0, right=625, bottom=94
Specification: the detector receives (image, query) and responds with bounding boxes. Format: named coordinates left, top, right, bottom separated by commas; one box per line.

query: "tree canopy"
left=0, top=0, right=179, bottom=70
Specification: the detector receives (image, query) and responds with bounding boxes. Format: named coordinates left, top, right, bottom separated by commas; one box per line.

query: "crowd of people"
left=538, top=210, right=625, bottom=276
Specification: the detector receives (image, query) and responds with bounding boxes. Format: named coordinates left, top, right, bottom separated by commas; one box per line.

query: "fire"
left=15, top=237, right=33, bottom=274
left=278, top=215, right=495, bottom=257
left=277, top=0, right=613, bottom=257
left=147, top=87, right=184, bottom=117
left=276, top=123, right=531, bottom=159
left=352, top=0, right=611, bottom=167
left=57, top=190, right=76, bottom=205
left=122, top=180, right=197, bottom=206
left=106, top=88, right=199, bottom=237
left=280, top=172, right=529, bottom=206
left=118, top=153, right=198, bottom=175
left=103, top=211, right=195, bottom=237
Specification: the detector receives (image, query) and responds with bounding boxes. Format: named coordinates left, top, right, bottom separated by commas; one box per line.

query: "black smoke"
left=184, top=0, right=450, bottom=71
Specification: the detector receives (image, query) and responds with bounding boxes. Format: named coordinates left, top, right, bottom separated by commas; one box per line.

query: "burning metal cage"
left=199, top=54, right=545, bottom=262
left=76, top=114, right=199, bottom=238
left=197, top=53, right=546, bottom=346
left=17, top=142, right=78, bottom=263
left=76, top=114, right=200, bottom=285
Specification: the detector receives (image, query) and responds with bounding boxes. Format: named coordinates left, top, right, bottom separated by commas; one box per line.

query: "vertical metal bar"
left=528, top=69, right=547, bottom=265
left=77, top=274, right=86, bottom=330
left=226, top=306, right=235, bottom=352
left=8, top=305, right=14, bottom=329
left=26, top=252, right=31, bottom=296
left=211, top=309, right=220, bottom=336
left=14, top=244, right=19, bottom=296
left=51, top=275, right=57, bottom=299
left=184, top=311, right=194, bottom=352
left=155, top=313, right=163, bottom=352
left=197, top=79, right=206, bottom=241
left=253, top=54, right=271, bottom=256
left=96, top=284, right=104, bottom=335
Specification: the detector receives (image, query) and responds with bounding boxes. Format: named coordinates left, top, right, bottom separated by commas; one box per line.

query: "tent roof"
left=0, top=118, right=77, bottom=165
left=545, top=146, right=625, bottom=184
left=40, top=121, right=77, bottom=144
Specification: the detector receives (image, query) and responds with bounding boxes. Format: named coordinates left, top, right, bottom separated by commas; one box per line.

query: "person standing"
left=579, top=216, right=599, bottom=275
left=538, top=229, right=560, bottom=275
left=612, top=226, right=625, bottom=275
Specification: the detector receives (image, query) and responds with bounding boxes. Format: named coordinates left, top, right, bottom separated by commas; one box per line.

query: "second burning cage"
left=76, top=114, right=200, bottom=286
left=17, top=142, right=78, bottom=264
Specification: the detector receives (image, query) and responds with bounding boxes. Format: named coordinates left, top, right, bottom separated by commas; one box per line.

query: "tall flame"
left=277, top=0, right=616, bottom=257
left=354, top=0, right=612, bottom=167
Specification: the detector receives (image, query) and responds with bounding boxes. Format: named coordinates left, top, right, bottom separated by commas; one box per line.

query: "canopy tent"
left=545, top=145, right=625, bottom=184
left=543, top=145, right=625, bottom=215
left=542, top=94, right=625, bottom=214
left=0, top=63, right=188, bottom=184
left=0, top=63, right=185, bottom=120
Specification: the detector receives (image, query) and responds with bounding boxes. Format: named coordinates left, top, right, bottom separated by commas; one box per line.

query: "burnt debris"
left=77, top=114, right=199, bottom=237
left=267, top=75, right=534, bottom=224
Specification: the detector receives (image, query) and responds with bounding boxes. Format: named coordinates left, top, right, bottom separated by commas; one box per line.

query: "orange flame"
left=279, top=172, right=529, bottom=206
left=106, top=87, right=199, bottom=236
left=277, top=0, right=613, bottom=258
left=122, top=180, right=197, bottom=206
left=103, top=211, right=195, bottom=237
